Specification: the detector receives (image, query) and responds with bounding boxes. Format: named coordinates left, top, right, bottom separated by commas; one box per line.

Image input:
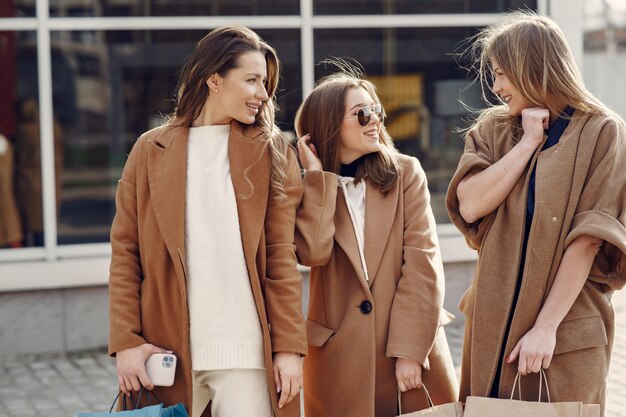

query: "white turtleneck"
left=185, top=124, right=264, bottom=371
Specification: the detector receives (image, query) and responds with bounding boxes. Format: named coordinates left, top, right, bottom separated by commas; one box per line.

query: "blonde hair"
left=295, top=66, right=401, bottom=193
left=169, top=26, right=290, bottom=199
left=467, top=11, right=616, bottom=127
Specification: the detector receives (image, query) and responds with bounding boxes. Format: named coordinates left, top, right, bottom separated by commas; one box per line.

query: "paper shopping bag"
left=397, top=385, right=464, bottom=417
left=463, top=370, right=599, bottom=417
left=77, top=391, right=162, bottom=417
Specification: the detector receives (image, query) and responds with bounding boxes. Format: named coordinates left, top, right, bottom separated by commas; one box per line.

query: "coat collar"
left=147, top=121, right=269, bottom=284
left=334, top=176, right=399, bottom=288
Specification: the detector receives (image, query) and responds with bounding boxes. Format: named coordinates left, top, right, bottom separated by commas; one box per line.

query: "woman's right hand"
left=520, top=107, right=550, bottom=149
left=116, top=343, right=172, bottom=395
left=297, top=134, right=323, bottom=172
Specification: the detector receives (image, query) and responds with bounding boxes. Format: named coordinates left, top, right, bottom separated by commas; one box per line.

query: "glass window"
left=314, top=0, right=536, bottom=15
left=0, top=31, right=44, bottom=249
left=314, top=27, right=485, bottom=223
left=1, top=1, right=36, bottom=17
left=49, top=0, right=299, bottom=17
left=52, top=29, right=301, bottom=245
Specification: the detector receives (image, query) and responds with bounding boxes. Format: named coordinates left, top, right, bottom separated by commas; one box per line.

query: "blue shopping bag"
left=77, top=391, right=162, bottom=417
left=138, top=388, right=189, bottom=417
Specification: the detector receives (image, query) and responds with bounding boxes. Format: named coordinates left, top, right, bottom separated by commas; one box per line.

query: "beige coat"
left=296, top=155, right=459, bottom=417
left=446, top=111, right=626, bottom=415
left=0, top=137, right=22, bottom=246
left=109, top=122, right=307, bottom=417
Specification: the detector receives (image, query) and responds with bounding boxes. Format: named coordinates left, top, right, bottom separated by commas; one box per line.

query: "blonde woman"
left=446, top=12, right=626, bottom=415
left=295, top=68, right=458, bottom=417
left=109, top=26, right=306, bottom=417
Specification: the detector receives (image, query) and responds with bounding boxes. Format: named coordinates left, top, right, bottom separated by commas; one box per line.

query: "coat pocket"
left=554, top=315, right=608, bottom=355
left=306, top=320, right=335, bottom=348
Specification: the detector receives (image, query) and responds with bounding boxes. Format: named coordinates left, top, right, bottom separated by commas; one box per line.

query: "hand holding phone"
left=145, top=353, right=177, bottom=387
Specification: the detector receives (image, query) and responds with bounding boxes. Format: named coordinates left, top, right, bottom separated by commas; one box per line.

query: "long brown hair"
left=169, top=25, right=290, bottom=198
left=466, top=11, right=616, bottom=128
left=295, top=70, right=401, bottom=193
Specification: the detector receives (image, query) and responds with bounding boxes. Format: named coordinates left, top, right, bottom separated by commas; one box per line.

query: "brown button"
left=551, top=217, right=557, bottom=222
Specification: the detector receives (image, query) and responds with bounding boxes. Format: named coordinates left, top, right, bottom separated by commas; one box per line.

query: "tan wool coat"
left=109, top=122, right=307, bottom=417
left=296, top=155, right=459, bottom=417
left=446, top=110, right=626, bottom=415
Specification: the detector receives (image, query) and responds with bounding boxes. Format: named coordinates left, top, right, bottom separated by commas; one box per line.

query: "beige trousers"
left=192, top=369, right=272, bottom=417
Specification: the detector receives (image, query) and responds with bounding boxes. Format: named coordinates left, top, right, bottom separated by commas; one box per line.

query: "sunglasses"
left=346, top=104, right=385, bottom=127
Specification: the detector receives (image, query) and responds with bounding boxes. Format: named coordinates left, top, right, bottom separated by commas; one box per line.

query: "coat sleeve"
left=0, top=139, right=23, bottom=245
left=445, top=119, right=498, bottom=250
left=263, top=148, right=308, bottom=355
left=294, top=169, right=338, bottom=266
left=108, top=138, right=147, bottom=356
left=564, top=117, right=626, bottom=291
left=386, top=157, right=449, bottom=369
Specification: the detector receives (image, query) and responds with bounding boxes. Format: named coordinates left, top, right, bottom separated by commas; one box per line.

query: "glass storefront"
left=1, top=1, right=550, bottom=259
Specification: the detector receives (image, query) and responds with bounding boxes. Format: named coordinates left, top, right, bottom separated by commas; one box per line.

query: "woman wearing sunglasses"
left=294, top=68, right=458, bottom=417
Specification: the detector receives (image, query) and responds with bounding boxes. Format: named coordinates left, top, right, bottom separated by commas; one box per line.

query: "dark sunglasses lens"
left=357, top=108, right=369, bottom=126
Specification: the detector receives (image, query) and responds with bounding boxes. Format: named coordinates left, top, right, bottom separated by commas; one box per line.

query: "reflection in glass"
left=49, top=0, right=298, bottom=17
left=0, top=31, right=48, bottom=249
left=52, top=29, right=301, bottom=244
left=314, top=0, right=536, bottom=15
left=314, top=27, right=485, bottom=223
left=0, top=1, right=36, bottom=18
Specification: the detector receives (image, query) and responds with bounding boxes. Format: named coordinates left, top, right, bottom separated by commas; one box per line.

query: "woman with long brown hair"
left=295, top=67, right=458, bottom=417
left=108, top=26, right=306, bottom=417
left=446, top=11, right=626, bottom=415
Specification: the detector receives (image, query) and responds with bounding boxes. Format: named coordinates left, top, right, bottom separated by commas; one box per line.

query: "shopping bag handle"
left=107, top=387, right=149, bottom=413
left=397, top=384, right=436, bottom=415
left=510, top=368, right=551, bottom=402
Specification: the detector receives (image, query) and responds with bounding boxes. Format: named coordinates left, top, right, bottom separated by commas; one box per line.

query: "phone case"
left=145, top=353, right=177, bottom=387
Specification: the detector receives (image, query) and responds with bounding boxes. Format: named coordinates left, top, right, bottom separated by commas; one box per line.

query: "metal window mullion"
left=37, top=0, right=58, bottom=261
left=311, top=13, right=506, bottom=29
left=301, top=0, right=314, bottom=99
left=0, top=18, right=38, bottom=30
left=46, top=16, right=302, bottom=31
left=538, top=0, right=550, bottom=15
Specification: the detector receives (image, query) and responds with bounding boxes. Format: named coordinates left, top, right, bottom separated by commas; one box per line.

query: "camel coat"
left=296, top=155, right=459, bottom=417
left=0, top=136, right=22, bottom=246
left=109, top=122, right=307, bottom=417
left=446, top=111, right=626, bottom=415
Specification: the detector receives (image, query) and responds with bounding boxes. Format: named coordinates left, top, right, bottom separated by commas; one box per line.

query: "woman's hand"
left=507, top=324, right=557, bottom=375
left=395, top=357, right=423, bottom=392
left=273, top=352, right=303, bottom=408
left=297, top=134, right=323, bottom=172
left=116, top=343, right=172, bottom=395
left=520, top=107, right=550, bottom=149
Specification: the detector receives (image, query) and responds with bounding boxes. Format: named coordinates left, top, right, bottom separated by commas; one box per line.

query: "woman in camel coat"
left=295, top=70, right=458, bottom=417
left=109, top=26, right=306, bottom=417
left=446, top=12, right=626, bottom=416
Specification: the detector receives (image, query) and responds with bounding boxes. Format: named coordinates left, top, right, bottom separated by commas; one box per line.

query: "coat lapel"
left=334, top=190, right=369, bottom=287
left=364, top=179, right=399, bottom=286
left=147, top=126, right=188, bottom=282
left=228, top=122, right=269, bottom=277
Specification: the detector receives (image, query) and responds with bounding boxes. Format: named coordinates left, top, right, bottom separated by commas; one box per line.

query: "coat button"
left=359, top=300, right=373, bottom=314
left=551, top=217, right=557, bottom=222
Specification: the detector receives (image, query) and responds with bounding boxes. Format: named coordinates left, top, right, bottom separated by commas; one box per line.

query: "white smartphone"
left=145, top=353, right=177, bottom=387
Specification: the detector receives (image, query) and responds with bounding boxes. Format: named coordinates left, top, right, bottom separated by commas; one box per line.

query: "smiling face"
left=210, top=50, right=269, bottom=125
left=491, top=57, right=532, bottom=117
left=338, top=86, right=382, bottom=164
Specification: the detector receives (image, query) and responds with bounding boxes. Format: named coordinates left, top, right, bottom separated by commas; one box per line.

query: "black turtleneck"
left=339, top=155, right=366, bottom=177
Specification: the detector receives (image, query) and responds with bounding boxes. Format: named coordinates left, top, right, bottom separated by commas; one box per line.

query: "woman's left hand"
left=507, top=325, right=557, bottom=375
left=273, top=352, right=303, bottom=408
left=396, top=357, right=423, bottom=392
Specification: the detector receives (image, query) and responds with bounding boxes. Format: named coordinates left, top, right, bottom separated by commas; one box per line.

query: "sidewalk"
left=1, top=289, right=625, bottom=417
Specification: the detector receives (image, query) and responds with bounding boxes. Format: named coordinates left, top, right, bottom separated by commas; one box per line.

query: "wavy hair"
left=465, top=10, right=617, bottom=129
left=169, top=25, right=289, bottom=199
left=295, top=64, right=401, bottom=193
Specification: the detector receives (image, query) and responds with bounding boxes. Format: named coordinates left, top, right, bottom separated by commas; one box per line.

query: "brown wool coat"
left=446, top=111, right=626, bottom=416
left=109, top=122, right=307, bottom=417
left=296, top=155, right=459, bottom=417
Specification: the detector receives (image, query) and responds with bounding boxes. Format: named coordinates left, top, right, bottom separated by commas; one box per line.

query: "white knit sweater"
left=185, top=124, right=264, bottom=371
